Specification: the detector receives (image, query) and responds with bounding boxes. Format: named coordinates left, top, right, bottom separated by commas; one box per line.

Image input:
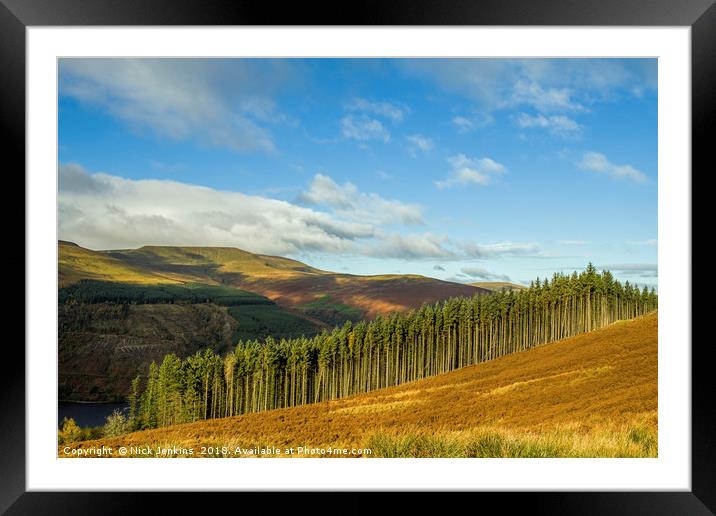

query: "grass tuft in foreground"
left=367, top=419, right=657, bottom=458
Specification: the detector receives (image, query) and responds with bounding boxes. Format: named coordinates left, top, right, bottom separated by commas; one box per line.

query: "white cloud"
left=599, top=263, right=658, bottom=278
left=59, top=59, right=288, bottom=153
left=366, top=233, right=454, bottom=260
left=558, top=240, right=589, bottom=245
left=507, top=80, right=584, bottom=113
left=577, top=152, right=648, bottom=183
left=239, top=97, right=293, bottom=125
left=626, top=239, right=657, bottom=246
left=436, top=154, right=506, bottom=189
left=59, top=164, right=546, bottom=263
left=452, top=116, right=475, bottom=133
left=460, top=241, right=541, bottom=259
left=58, top=162, right=113, bottom=194
left=346, top=98, right=407, bottom=122
left=452, top=114, right=494, bottom=133
left=433, top=265, right=446, bottom=271
left=406, top=134, right=434, bottom=155
left=401, top=59, right=656, bottom=142
left=340, top=115, right=390, bottom=143
left=400, top=59, right=655, bottom=112
left=299, top=174, right=424, bottom=225
left=460, top=267, right=511, bottom=282
left=59, top=163, right=374, bottom=254
left=515, top=112, right=582, bottom=137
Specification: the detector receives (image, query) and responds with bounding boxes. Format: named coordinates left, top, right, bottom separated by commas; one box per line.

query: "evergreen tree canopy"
left=131, top=267, right=657, bottom=431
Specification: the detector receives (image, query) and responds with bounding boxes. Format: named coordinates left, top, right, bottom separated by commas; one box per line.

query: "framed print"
left=4, top=0, right=712, bottom=513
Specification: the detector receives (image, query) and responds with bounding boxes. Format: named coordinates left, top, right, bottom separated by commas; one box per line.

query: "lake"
left=58, top=401, right=129, bottom=428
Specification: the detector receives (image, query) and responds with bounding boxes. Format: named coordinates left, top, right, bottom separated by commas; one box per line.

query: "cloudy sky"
left=58, top=58, right=657, bottom=287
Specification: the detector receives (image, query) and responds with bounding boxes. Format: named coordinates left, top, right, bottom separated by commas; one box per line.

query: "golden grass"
left=62, top=312, right=657, bottom=458
left=334, top=399, right=425, bottom=415
left=367, top=412, right=657, bottom=458
left=484, top=365, right=614, bottom=397
left=59, top=241, right=178, bottom=287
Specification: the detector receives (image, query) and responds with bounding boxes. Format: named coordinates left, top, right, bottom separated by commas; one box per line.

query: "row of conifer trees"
left=129, top=265, right=657, bottom=430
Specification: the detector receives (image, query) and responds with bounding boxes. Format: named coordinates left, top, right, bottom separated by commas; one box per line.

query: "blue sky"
left=58, top=58, right=657, bottom=287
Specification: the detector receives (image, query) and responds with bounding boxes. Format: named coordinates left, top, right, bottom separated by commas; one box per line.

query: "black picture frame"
left=4, top=1, right=710, bottom=513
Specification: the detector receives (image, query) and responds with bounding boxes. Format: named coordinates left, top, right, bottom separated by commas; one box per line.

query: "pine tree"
left=133, top=267, right=657, bottom=429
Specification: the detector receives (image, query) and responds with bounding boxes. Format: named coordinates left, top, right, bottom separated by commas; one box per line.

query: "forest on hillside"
left=59, top=279, right=274, bottom=306
left=124, top=265, right=657, bottom=431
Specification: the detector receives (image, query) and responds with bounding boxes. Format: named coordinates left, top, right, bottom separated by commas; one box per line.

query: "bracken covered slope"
left=64, top=312, right=657, bottom=457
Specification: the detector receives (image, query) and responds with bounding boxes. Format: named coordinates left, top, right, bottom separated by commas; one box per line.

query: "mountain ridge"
left=59, top=240, right=490, bottom=320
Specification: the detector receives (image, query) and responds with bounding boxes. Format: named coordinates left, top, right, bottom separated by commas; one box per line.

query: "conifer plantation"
left=131, top=265, right=657, bottom=430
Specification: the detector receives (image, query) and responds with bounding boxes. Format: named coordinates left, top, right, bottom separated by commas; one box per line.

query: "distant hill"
left=58, top=241, right=489, bottom=401
left=469, top=281, right=527, bottom=292
left=65, top=312, right=658, bottom=458
left=60, top=241, right=489, bottom=323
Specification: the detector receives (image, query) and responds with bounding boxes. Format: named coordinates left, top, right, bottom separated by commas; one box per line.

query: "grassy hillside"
left=59, top=241, right=489, bottom=323
left=63, top=312, right=657, bottom=457
left=59, top=241, right=176, bottom=286
left=469, top=281, right=527, bottom=292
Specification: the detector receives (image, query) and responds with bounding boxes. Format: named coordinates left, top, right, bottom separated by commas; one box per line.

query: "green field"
left=228, top=305, right=322, bottom=342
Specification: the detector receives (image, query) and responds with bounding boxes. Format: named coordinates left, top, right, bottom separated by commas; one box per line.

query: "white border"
left=27, top=27, right=691, bottom=491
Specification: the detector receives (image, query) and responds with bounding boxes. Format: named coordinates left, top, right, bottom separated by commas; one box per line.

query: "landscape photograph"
left=57, top=57, right=658, bottom=458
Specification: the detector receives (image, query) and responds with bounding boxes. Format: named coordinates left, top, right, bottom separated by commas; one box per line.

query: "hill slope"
left=59, top=241, right=489, bottom=323
left=64, top=312, right=657, bottom=457
left=59, top=303, right=240, bottom=401
left=58, top=241, right=488, bottom=401
left=59, top=240, right=175, bottom=286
